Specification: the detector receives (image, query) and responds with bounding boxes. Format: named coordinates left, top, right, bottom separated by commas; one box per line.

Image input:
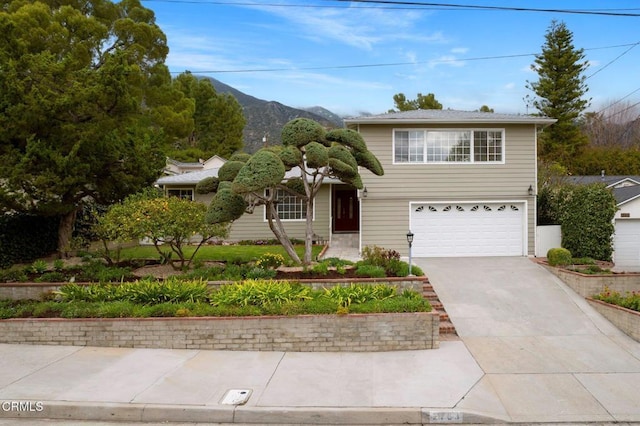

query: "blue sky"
left=142, top=1, right=640, bottom=117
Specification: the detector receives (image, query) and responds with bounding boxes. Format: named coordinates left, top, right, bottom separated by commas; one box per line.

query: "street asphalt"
left=0, top=257, right=639, bottom=425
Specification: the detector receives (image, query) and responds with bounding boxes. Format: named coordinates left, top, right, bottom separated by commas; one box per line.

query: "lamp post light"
left=406, top=231, right=414, bottom=276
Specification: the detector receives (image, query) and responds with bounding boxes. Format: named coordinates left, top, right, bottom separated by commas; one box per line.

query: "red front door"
left=333, top=189, right=359, bottom=232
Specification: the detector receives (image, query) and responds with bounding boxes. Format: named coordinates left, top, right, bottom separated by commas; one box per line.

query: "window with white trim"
left=167, top=188, right=194, bottom=200
left=393, top=129, right=504, bottom=164
left=264, top=189, right=309, bottom=221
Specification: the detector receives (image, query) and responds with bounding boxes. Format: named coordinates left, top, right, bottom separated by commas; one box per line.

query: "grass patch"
left=117, top=244, right=323, bottom=264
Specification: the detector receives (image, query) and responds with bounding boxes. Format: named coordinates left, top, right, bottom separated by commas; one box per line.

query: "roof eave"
left=343, top=117, right=557, bottom=126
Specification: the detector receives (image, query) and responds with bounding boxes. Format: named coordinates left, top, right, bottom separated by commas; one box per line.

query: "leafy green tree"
left=526, top=20, right=590, bottom=164
left=172, top=73, right=245, bottom=159
left=389, top=92, right=443, bottom=112
left=97, top=192, right=229, bottom=270
left=204, top=118, right=384, bottom=265
left=0, top=0, right=194, bottom=257
left=478, top=105, right=494, bottom=113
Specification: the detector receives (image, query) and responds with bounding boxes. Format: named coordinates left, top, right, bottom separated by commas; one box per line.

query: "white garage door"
left=410, top=202, right=525, bottom=257
left=614, top=219, right=640, bottom=271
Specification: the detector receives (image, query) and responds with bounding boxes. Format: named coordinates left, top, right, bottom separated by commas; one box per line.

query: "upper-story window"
left=393, top=129, right=504, bottom=164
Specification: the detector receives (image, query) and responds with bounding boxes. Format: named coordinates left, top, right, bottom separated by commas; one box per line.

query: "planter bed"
left=586, top=298, right=640, bottom=342
left=0, top=312, right=439, bottom=352
left=0, top=276, right=425, bottom=301
left=0, top=276, right=438, bottom=352
left=542, top=264, right=640, bottom=298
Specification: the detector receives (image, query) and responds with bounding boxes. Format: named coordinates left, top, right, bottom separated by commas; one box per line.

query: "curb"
left=0, top=401, right=510, bottom=424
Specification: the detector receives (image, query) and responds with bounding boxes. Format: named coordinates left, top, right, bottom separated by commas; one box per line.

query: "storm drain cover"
left=221, top=389, right=252, bottom=405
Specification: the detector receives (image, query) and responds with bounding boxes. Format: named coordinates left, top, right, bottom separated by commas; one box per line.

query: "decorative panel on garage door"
left=410, top=202, right=525, bottom=257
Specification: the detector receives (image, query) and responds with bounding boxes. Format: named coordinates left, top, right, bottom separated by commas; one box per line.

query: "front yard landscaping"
left=0, top=279, right=431, bottom=320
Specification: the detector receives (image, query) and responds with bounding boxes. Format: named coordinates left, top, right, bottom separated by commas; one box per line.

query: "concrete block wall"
left=545, top=267, right=640, bottom=298
left=587, top=299, right=640, bottom=342
left=0, top=312, right=439, bottom=352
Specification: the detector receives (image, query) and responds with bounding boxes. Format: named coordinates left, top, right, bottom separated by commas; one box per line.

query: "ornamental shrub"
left=281, top=118, right=326, bottom=148
left=232, top=149, right=285, bottom=194
left=547, top=247, right=572, bottom=266
left=326, top=128, right=368, bottom=152
left=559, top=183, right=616, bottom=261
left=217, top=161, right=245, bottom=182
left=256, top=253, right=286, bottom=269
left=196, top=177, right=219, bottom=194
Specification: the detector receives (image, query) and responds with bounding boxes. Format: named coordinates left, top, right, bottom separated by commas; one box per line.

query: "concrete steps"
left=422, top=281, right=457, bottom=337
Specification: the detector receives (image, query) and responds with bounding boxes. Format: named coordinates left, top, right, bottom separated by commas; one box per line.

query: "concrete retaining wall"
left=544, top=267, right=640, bottom=298
left=587, top=298, right=640, bottom=342
left=0, top=312, right=439, bottom=352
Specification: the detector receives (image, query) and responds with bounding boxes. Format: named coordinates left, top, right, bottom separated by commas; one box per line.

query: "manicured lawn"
left=117, top=244, right=323, bottom=264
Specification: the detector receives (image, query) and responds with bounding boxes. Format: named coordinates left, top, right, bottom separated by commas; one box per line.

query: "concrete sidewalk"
left=0, top=257, right=639, bottom=424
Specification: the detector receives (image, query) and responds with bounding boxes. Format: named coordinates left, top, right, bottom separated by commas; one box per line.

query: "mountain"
left=203, top=77, right=345, bottom=153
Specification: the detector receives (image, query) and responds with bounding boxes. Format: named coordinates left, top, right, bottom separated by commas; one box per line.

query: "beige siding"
left=358, top=123, right=537, bottom=256
left=192, top=186, right=332, bottom=242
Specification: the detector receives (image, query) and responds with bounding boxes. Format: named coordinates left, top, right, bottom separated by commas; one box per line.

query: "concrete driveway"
left=417, top=257, right=640, bottom=423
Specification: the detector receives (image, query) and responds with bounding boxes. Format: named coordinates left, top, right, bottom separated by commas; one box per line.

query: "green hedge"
left=560, top=184, right=616, bottom=261
left=0, top=214, right=58, bottom=268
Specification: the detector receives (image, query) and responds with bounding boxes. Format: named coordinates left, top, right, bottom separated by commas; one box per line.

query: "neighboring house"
left=569, top=174, right=640, bottom=271
left=157, top=110, right=556, bottom=258
left=164, top=155, right=226, bottom=176
left=157, top=160, right=339, bottom=243
left=345, top=110, right=555, bottom=258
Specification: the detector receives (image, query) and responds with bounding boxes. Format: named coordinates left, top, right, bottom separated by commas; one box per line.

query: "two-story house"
left=157, top=110, right=555, bottom=257
left=345, top=110, right=555, bottom=258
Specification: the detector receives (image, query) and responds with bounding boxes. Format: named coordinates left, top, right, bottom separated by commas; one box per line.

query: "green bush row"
left=0, top=280, right=430, bottom=319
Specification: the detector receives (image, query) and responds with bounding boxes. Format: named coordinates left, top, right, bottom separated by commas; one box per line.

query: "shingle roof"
left=157, top=168, right=220, bottom=185
left=344, top=109, right=556, bottom=125
left=613, top=185, right=640, bottom=205
left=156, top=167, right=343, bottom=186
left=566, top=175, right=640, bottom=187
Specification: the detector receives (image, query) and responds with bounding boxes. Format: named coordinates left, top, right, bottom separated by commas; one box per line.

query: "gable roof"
left=612, top=185, right=640, bottom=206
left=567, top=175, right=640, bottom=205
left=344, top=109, right=556, bottom=126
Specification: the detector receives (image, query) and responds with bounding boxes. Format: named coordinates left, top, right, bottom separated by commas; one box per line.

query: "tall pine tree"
left=527, top=21, right=590, bottom=166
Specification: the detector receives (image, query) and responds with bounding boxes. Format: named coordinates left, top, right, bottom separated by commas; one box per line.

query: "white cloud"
left=429, top=55, right=466, bottom=68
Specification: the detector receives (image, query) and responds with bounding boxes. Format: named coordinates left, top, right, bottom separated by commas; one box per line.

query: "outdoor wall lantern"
left=528, top=185, right=534, bottom=196
left=362, top=187, right=368, bottom=198
left=406, top=231, right=414, bottom=276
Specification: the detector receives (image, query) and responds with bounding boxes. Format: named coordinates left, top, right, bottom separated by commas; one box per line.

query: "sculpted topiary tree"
left=204, top=118, right=384, bottom=265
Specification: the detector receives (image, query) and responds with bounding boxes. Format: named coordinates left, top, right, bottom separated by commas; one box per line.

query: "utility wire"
left=169, top=42, right=640, bottom=74
left=142, top=0, right=640, bottom=16
left=332, top=0, right=640, bottom=17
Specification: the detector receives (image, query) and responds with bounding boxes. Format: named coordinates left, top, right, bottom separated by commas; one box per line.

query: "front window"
left=394, top=129, right=504, bottom=164
left=167, top=188, right=194, bottom=200
left=264, top=189, right=309, bottom=221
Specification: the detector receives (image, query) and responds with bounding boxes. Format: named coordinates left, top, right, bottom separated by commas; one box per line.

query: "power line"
left=141, top=0, right=640, bottom=16
left=332, top=0, right=640, bottom=17
left=587, top=41, right=640, bottom=80
left=169, top=42, right=640, bottom=74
